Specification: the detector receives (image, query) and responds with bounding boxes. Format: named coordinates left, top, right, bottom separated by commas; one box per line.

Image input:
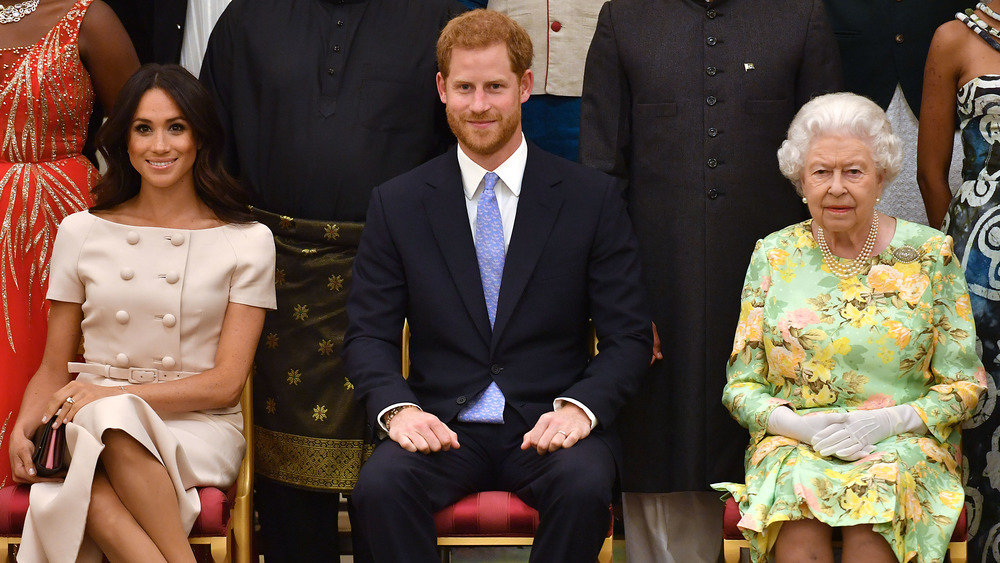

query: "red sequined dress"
left=0, top=0, right=97, bottom=488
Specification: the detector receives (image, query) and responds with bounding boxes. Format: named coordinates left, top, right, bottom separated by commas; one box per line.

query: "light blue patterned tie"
left=458, top=172, right=506, bottom=423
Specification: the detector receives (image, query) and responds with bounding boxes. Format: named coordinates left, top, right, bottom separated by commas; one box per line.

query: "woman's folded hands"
left=767, top=405, right=927, bottom=461
left=766, top=406, right=849, bottom=446
left=812, top=405, right=927, bottom=461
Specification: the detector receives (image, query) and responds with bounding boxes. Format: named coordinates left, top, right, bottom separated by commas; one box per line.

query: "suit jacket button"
left=457, top=396, right=467, bottom=405
left=490, top=364, right=502, bottom=375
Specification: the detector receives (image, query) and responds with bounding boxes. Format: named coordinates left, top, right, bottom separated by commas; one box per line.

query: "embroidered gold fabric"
left=255, top=426, right=373, bottom=491
left=0, top=0, right=96, bottom=488
left=249, top=208, right=371, bottom=492
left=1, top=0, right=95, bottom=351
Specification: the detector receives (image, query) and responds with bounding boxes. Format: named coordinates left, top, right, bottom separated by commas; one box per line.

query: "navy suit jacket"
left=343, top=143, right=652, bottom=454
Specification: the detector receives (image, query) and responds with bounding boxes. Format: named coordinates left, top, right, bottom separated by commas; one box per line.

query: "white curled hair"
left=777, top=92, right=902, bottom=195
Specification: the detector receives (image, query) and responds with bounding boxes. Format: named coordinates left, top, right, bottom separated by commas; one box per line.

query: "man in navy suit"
left=343, top=9, right=652, bottom=562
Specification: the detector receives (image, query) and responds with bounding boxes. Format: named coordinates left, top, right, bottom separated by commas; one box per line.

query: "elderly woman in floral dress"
left=715, top=92, right=987, bottom=563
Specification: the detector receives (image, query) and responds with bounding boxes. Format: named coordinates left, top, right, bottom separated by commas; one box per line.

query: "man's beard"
left=447, top=106, right=520, bottom=158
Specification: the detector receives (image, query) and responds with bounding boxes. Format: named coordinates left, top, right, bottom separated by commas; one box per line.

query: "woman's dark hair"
left=91, top=64, right=252, bottom=223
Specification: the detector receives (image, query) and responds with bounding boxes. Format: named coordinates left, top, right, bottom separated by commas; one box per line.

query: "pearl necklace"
left=981, top=1, right=1000, bottom=21
left=816, top=214, right=879, bottom=279
left=0, top=0, right=39, bottom=24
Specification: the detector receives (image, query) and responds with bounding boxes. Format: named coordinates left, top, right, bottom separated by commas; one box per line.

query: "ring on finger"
left=64, top=397, right=76, bottom=405
left=557, top=430, right=569, bottom=437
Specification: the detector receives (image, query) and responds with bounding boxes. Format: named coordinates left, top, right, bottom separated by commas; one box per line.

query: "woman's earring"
left=876, top=197, right=881, bottom=204
left=802, top=197, right=808, bottom=204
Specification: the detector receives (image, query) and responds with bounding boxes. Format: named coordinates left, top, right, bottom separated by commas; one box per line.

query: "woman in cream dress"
left=7, top=64, right=275, bottom=563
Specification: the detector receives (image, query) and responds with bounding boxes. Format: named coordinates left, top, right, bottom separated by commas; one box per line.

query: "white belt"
left=68, top=362, right=197, bottom=384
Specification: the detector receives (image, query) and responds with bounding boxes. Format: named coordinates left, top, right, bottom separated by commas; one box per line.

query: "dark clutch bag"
left=31, top=423, right=67, bottom=477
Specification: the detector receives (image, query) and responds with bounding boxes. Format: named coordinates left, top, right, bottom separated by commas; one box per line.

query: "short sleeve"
left=223, top=222, right=276, bottom=309
left=45, top=212, right=95, bottom=304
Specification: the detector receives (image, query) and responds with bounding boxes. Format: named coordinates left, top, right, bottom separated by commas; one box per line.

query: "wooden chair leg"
left=949, top=541, right=967, bottom=563
left=723, top=539, right=744, bottom=563
left=208, top=536, right=230, bottom=563
left=597, top=536, right=613, bottom=563
left=1, top=538, right=12, bottom=563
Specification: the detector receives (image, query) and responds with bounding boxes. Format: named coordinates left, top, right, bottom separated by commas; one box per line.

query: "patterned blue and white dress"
left=945, top=12, right=1000, bottom=561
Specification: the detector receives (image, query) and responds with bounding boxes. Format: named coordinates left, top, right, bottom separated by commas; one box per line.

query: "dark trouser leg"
left=346, top=495, right=374, bottom=563
left=499, top=437, right=616, bottom=563
left=255, top=478, right=340, bottom=563
left=351, top=433, right=495, bottom=563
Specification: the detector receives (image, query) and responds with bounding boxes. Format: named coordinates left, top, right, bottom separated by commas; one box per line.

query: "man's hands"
left=387, top=403, right=594, bottom=456
left=386, top=407, right=460, bottom=454
left=521, top=402, right=591, bottom=455
left=650, top=321, right=662, bottom=366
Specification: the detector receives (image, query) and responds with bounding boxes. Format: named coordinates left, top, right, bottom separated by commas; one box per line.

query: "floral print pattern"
left=715, top=220, right=986, bottom=563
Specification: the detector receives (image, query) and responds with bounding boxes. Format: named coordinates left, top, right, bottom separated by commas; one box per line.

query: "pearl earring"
left=876, top=197, right=881, bottom=203
left=802, top=197, right=807, bottom=204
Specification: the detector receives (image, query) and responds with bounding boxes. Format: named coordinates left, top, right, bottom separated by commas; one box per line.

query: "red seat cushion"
left=0, top=483, right=233, bottom=537
left=190, top=484, right=236, bottom=536
left=434, top=491, right=540, bottom=537
left=723, top=496, right=968, bottom=542
left=0, top=485, right=29, bottom=534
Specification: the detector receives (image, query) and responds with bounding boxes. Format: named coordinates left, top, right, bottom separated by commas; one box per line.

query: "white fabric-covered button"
left=162, top=313, right=177, bottom=328
left=170, top=233, right=185, bottom=246
left=115, top=353, right=129, bottom=367
left=162, top=356, right=176, bottom=369
left=126, top=231, right=140, bottom=245
left=115, top=310, right=130, bottom=324
left=165, top=270, right=180, bottom=284
left=120, top=267, right=134, bottom=281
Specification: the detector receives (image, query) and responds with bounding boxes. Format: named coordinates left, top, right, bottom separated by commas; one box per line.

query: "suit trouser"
left=352, top=406, right=616, bottom=563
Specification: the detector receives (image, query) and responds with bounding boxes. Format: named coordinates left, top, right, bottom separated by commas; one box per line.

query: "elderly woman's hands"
left=767, top=406, right=849, bottom=445
left=813, top=405, right=927, bottom=461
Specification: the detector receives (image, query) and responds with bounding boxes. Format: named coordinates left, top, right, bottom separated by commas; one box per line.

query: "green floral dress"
left=714, top=219, right=987, bottom=563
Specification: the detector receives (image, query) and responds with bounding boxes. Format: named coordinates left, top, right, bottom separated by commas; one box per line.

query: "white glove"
left=766, top=406, right=849, bottom=445
left=812, top=405, right=927, bottom=461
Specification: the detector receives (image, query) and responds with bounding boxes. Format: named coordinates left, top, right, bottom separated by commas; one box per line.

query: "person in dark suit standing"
left=824, top=0, right=972, bottom=117
left=580, top=1, right=842, bottom=561
left=344, top=9, right=652, bottom=562
left=824, top=0, right=973, bottom=225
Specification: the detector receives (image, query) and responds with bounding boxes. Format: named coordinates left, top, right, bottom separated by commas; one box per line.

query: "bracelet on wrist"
left=384, top=405, right=419, bottom=430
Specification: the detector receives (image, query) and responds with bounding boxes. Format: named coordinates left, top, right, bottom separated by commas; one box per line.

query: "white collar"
left=458, top=134, right=527, bottom=200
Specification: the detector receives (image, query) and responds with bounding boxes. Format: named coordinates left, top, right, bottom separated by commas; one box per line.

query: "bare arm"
left=9, top=301, right=82, bottom=482
left=918, top=24, right=963, bottom=230
left=78, top=0, right=140, bottom=111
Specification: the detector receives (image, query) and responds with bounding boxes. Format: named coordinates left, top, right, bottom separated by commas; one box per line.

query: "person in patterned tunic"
left=918, top=3, right=1000, bottom=559
left=716, top=93, right=986, bottom=563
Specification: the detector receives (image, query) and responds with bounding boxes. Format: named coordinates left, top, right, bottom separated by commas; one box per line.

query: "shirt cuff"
left=554, top=397, right=598, bottom=430
left=377, top=402, right=421, bottom=433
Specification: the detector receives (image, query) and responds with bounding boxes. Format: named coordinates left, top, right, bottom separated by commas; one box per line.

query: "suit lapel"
left=491, top=147, right=563, bottom=345
left=424, top=149, right=493, bottom=343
